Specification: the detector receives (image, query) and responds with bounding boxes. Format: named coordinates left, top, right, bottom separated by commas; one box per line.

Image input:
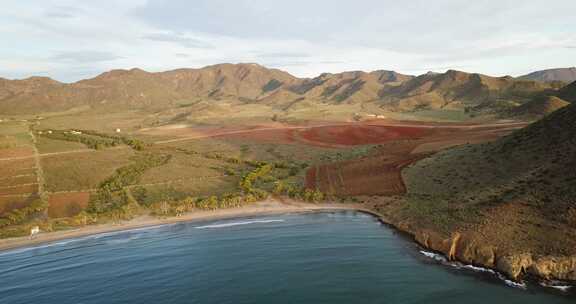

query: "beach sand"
left=0, top=199, right=361, bottom=253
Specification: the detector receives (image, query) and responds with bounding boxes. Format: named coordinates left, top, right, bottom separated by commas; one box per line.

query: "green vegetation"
left=401, top=104, right=576, bottom=255
left=38, top=129, right=145, bottom=150
left=87, top=153, right=171, bottom=214
left=0, top=199, right=47, bottom=229
left=85, top=146, right=325, bottom=221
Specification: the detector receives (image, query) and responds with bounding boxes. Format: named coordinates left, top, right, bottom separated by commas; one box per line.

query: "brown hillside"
left=0, top=64, right=300, bottom=114
left=0, top=65, right=561, bottom=116
left=509, top=95, right=570, bottom=118
left=286, top=70, right=413, bottom=104
left=404, top=103, right=576, bottom=258
left=382, top=70, right=562, bottom=112
left=558, top=81, right=576, bottom=103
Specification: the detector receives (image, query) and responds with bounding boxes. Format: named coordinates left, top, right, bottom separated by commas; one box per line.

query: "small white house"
left=30, top=226, right=40, bottom=239
left=115, top=128, right=121, bottom=133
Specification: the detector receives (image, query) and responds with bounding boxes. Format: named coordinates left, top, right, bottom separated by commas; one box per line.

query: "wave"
left=419, top=250, right=526, bottom=289
left=540, top=281, right=572, bottom=292
left=0, top=238, right=86, bottom=257
left=452, top=263, right=496, bottom=275
left=497, top=274, right=527, bottom=289
left=0, top=225, right=171, bottom=257
left=419, top=250, right=447, bottom=262
left=195, top=219, right=285, bottom=229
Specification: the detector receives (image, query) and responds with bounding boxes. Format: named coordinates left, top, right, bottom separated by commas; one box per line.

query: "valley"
left=1, top=63, right=575, bottom=289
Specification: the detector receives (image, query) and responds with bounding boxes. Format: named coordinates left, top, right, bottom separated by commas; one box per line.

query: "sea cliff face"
left=374, top=209, right=576, bottom=283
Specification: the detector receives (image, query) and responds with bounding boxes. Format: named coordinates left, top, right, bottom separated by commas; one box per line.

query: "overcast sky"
left=1, top=0, right=575, bottom=82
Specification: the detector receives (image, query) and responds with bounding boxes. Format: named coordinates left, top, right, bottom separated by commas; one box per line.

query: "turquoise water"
left=0, top=211, right=573, bottom=303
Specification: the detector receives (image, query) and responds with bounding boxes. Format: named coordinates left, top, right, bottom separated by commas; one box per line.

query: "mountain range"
left=519, top=67, right=576, bottom=83
left=0, top=63, right=571, bottom=116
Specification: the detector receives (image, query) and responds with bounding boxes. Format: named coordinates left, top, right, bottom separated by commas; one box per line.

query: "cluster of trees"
left=80, top=130, right=145, bottom=151
left=0, top=199, right=47, bottom=228
left=87, top=153, right=171, bottom=214
left=239, top=164, right=273, bottom=193
left=141, top=157, right=321, bottom=218
left=273, top=181, right=325, bottom=202
left=149, top=191, right=269, bottom=217
left=40, top=130, right=118, bottom=150
left=39, top=129, right=145, bottom=151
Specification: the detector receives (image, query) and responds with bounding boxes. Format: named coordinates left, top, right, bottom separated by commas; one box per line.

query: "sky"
left=1, top=0, right=575, bottom=82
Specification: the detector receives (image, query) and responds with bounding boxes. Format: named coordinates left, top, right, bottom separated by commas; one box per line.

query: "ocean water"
left=0, top=211, right=573, bottom=304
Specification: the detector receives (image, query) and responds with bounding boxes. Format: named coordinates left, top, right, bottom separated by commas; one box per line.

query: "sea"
left=0, top=211, right=573, bottom=303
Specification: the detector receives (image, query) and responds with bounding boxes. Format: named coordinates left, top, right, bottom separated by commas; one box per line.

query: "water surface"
left=0, top=211, right=572, bottom=303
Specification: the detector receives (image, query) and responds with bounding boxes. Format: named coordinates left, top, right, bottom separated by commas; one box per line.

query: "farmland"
left=0, top=121, right=40, bottom=217
left=0, top=113, right=524, bottom=238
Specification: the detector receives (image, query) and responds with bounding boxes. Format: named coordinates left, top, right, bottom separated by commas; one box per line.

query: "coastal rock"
left=496, top=254, right=533, bottom=280
left=455, top=237, right=496, bottom=267
left=529, top=257, right=576, bottom=281
left=376, top=208, right=576, bottom=283
left=448, top=233, right=461, bottom=261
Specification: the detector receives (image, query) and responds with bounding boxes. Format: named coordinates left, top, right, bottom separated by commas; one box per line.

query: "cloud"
left=51, top=51, right=122, bottom=63
left=133, top=0, right=576, bottom=56
left=2, top=0, right=576, bottom=81
left=258, top=52, right=310, bottom=59
left=141, top=32, right=211, bottom=48
left=266, top=61, right=310, bottom=67
left=317, top=60, right=347, bottom=65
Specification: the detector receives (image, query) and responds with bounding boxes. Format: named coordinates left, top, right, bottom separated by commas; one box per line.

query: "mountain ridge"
left=0, top=63, right=567, bottom=116
left=519, top=67, right=576, bottom=83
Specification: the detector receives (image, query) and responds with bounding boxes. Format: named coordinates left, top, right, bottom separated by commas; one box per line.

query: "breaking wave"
left=195, top=219, right=285, bottom=229
left=419, top=250, right=527, bottom=289
left=540, top=281, right=572, bottom=292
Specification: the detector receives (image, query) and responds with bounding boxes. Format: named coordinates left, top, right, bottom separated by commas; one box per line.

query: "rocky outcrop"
left=379, top=212, right=576, bottom=283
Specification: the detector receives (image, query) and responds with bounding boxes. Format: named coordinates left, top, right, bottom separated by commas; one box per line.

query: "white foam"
left=540, top=281, right=572, bottom=292
left=419, top=250, right=448, bottom=262
left=455, top=263, right=496, bottom=275
left=0, top=225, right=170, bottom=257
left=419, top=250, right=528, bottom=290
left=498, top=274, right=527, bottom=289
left=0, top=239, right=84, bottom=257
left=195, top=219, right=285, bottom=229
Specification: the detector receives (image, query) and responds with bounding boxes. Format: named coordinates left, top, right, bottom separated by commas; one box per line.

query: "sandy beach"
left=0, top=199, right=362, bottom=253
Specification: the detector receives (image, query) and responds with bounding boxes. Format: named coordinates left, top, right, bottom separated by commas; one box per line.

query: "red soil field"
left=304, top=122, right=522, bottom=196
left=0, top=159, right=36, bottom=176
left=0, top=147, right=34, bottom=159
left=149, top=121, right=523, bottom=197
left=307, top=153, right=423, bottom=196
left=0, top=184, right=38, bottom=196
left=221, top=124, right=430, bottom=148
left=295, top=125, right=428, bottom=147
left=48, top=192, right=90, bottom=218
left=0, top=175, right=36, bottom=188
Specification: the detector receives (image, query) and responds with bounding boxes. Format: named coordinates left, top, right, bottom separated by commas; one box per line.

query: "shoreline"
left=1, top=199, right=574, bottom=294
left=0, top=200, right=361, bottom=253
left=0, top=199, right=576, bottom=295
